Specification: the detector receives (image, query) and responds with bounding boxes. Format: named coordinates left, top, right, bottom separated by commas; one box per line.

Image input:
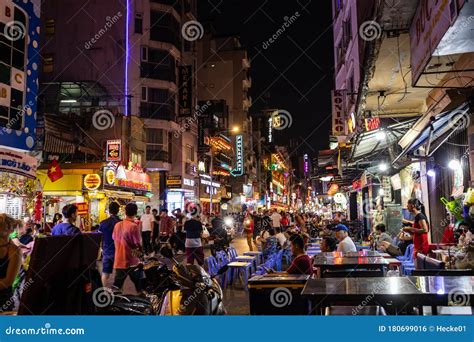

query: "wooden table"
left=301, top=276, right=474, bottom=315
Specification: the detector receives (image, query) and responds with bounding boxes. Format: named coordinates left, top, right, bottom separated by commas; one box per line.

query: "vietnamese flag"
left=47, top=159, right=63, bottom=182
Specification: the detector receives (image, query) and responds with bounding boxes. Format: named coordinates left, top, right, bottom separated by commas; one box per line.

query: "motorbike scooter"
left=99, top=249, right=227, bottom=315
left=160, top=246, right=227, bottom=315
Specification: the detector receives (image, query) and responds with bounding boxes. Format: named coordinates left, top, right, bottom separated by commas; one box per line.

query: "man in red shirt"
left=112, top=202, right=143, bottom=292
left=286, top=234, right=313, bottom=275
left=159, top=209, right=174, bottom=242
left=268, top=234, right=313, bottom=275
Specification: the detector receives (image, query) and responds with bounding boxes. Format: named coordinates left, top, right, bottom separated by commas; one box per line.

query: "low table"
left=243, top=251, right=263, bottom=265
left=235, top=255, right=257, bottom=272
left=313, top=256, right=389, bottom=274
left=301, top=276, right=474, bottom=315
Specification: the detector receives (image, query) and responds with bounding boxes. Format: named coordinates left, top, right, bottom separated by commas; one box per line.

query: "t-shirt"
left=270, top=212, right=282, bottom=228
left=185, top=219, right=203, bottom=248
left=98, top=215, right=121, bottom=258
left=376, top=232, right=393, bottom=248
left=337, top=236, right=357, bottom=253
left=51, top=222, right=81, bottom=236
left=140, top=213, right=154, bottom=232
left=287, top=254, right=313, bottom=275
left=159, top=216, right=173, bottom=236
left=113, top=218, right=141, bottom=269
left=276, top=232, right=287, bottom=247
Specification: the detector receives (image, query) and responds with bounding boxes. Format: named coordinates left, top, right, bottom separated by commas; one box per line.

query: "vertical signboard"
left=106, top=139, right=122, bottom=162
left=0, top=0, right=40, bottom=151
left=231, top=134, right=244, bottom=177
left=178, top=65, right=192, bottom=116
left=331, top=90, right=346, bottom=137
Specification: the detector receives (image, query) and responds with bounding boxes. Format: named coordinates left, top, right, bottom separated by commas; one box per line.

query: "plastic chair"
left=401, top=245, right=415, bottom=275
left=228, top=246, right=238, bottom=261
left=215, top=250, right=230, bottom=268
left=396, top=244, right=414, bottom=262
left=205, top=256, right=219, bottom=277
left=275, top=249, right=284, bottom=272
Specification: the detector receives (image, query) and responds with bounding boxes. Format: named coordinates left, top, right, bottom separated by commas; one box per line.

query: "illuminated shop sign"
left=106, top=139, right=122, bottom=162
left=231, top=134, right=244, bottom=177
left=331, top=90, right=346, bottom=136
left=0, top=147, right=37, bottom=179
left=83, top=174, right=102, bottom=191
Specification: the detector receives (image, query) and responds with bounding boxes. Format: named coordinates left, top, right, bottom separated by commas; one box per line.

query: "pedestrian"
left=140, top=206, right=154, bottom=255
left=172, top=208, right=186, bottom=255
left=51, top=204, right=81, bottom=236
left=244, top=214, right=254, bottom=251
left=158, top=209, right=173, bottom=243
left=270, top=209, right=282, bottom=229
left=151, top=208, right=160, bottom=251
left=98, top=202, right=121, bottom=286
left=112, top=203, right=143, bottom=292
left=184, top=215, right=204, bottom=266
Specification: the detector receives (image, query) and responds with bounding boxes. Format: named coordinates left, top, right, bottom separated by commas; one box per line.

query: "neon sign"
left=231, top=134, right=244, bottom=177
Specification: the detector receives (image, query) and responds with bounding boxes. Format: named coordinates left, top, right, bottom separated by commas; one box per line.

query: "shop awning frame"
left=350, top=119, right=417, bottom=162
left=393, top=102, right=471, bottom=164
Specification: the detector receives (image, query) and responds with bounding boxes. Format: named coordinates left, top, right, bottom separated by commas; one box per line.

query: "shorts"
left=102, top=256, right=114, bottom=274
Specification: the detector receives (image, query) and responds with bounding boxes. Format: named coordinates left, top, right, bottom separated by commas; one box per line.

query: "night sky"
left=199, top=0, right=334, bottom=158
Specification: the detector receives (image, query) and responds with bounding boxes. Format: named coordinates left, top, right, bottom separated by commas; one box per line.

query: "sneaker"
left=176, top=250, right=185, bottom=255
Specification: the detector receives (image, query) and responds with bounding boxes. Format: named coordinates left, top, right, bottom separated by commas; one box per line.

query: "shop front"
left=165, top=175, right=197, bottom=212
left=199, top=175, right=221, bottom=214
left=0, top=148, right=39, bottom=219
left=103, top=162, right=153, bottom=215
left=37, top=162, right=104, bottom=231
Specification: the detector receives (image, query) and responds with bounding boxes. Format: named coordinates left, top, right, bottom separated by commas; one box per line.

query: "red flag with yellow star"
left=47, top=159, right=63, bottom=182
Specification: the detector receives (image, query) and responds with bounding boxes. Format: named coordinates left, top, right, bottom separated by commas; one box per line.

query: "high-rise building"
left=39, top=0, right=199, bottom=215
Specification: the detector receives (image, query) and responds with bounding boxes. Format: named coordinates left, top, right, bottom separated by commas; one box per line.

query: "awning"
left=350, top=119, right=417, bottom=161
left=393, top=102, right=470, bottom=163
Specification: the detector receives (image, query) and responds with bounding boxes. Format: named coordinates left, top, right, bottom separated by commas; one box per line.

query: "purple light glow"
left=124, top=0, right=131, bottom=116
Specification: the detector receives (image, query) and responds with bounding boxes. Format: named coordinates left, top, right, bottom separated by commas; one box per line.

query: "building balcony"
left=242, top=57, right=251, bottom=70
left=140, top=63, right=176, bottom=83
left=243, top=96, right=252, bottom=111
left=150, top=0, right=182, bottom=13
left=243, top=77, right=252, bottom=90
left=145, top=149, right=171, bottom=171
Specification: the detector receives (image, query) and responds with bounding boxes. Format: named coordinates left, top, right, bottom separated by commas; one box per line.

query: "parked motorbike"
left=100, top=248, right=227, bottom=315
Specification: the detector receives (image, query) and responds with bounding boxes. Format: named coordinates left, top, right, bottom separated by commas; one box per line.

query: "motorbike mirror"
left=217, top=265, right=229, bottom=275
left=160, top=246, right=174, bottom=259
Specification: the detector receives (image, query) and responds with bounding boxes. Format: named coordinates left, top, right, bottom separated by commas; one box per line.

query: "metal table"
left=301, top=276, right=474, bottom=315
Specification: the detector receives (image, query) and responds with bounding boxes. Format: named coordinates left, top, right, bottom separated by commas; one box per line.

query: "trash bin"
left=248, top=274, right=310, bottom=315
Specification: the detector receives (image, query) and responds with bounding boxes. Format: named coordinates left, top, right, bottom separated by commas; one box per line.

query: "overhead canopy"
left=393, top=102, right=471, bottom=163
left=350, top=119, right=417, bottom=162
